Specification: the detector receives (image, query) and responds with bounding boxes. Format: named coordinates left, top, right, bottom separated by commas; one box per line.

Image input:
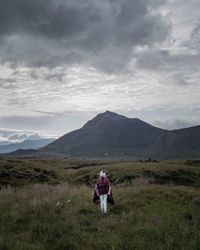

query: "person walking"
left=93, top=170, right=114, bottom=214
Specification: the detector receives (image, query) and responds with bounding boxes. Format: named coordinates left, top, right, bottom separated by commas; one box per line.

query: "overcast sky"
left=0, top=0, right=200, bottom=141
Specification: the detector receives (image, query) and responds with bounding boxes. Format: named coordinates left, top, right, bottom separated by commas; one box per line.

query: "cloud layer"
left=0, top=0, right=200, bottom=134
left=0, top=128, right=55, bottom=145
left=0, top=0, right=170, bottom=71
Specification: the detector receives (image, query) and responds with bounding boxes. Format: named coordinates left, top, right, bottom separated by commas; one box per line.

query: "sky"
left=0, top=0, right=200, bottom=142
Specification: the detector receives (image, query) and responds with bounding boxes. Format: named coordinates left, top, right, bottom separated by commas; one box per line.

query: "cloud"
left=0, top=110, right=95, bottom=136
left=0, top=63, right=200, bottom=119
left=0, top=0, right=170, bottom=71
left=0, top=127, right=55, bottom=145
left=153, top=118, right=200, bottom=130
left=0, top=81, right=16, bottom=89
left=0, top=0, right=200, bottom=136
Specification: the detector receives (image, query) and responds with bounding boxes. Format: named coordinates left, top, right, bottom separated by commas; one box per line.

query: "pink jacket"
left=95, top=177, right=111, bottom=195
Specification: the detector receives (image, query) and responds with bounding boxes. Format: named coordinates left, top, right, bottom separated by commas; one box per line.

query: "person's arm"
left=108, top=185, right=111, bottom=195
left=95, top=183, right=99, bottom=196
left=107, top=179, right=111, bottom=195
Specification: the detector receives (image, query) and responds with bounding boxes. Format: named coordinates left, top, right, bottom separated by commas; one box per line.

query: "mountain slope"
left=41, top=111, right=167, bottom=156
left=152, top=125, right=200, bottom=158
left=6, top=111, right=200, bottom=159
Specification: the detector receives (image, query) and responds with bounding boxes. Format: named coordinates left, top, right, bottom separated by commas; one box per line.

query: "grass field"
left=0, top=157, right=200, bottom=250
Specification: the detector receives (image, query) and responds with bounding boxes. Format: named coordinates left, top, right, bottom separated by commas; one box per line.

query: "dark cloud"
left=114, top=0, right=168, bottom=47
left=135, top=48, right=200, bottom=85
left=44, top=72, right=65, bottom=81
left=0, top=0, right=170, bottom=71
left=33, top=110, right=59, bottom=116
left=0, top=0, right=86, bottom=38
left=137, top=50, right=200, bottom=71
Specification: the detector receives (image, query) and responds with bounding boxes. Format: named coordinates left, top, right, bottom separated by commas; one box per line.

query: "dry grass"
left=0, top=158, right=200, bottom=249
left=1, top=181, right=200, bottom=249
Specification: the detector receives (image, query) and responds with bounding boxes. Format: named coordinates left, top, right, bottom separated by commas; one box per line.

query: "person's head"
left=99, top=170, right=106, bottom=177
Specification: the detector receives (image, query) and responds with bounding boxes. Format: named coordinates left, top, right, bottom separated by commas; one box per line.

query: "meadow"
left=0, top=157, right=200, bottom=250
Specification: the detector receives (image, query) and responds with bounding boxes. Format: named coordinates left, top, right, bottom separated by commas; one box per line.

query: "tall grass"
left=0, top=180, right=200, bottom=250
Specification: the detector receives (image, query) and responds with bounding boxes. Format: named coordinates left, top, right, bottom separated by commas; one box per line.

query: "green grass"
left=0, top=157, right=200, bottom=249
left=1, top=157, right=200, bottom=187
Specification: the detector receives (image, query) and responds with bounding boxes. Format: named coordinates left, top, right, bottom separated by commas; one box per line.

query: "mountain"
left=41, top=111, right=168, bottom=157
left=5, top=111, right=200, bottom=159
left=0, top=138, right=55, bottom=154
left=152, top=125, right=200, bottom=158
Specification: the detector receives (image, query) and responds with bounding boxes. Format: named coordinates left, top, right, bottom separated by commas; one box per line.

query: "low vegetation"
left=0, top=157, right=200, bottom=249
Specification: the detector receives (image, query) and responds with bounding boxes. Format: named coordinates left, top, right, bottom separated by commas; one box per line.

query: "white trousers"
left=99, top=194, right=108, bottom=214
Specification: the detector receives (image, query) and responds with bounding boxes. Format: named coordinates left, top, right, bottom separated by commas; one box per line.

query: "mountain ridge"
left=3, top=111, right=200, bottom=159
left=39, top=111, right=200, bottom=159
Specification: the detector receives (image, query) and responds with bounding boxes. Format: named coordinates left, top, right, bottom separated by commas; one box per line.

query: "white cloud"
left=0, top=128, right=56, bottom=145
left=153, top=117, right=200, bottom=130
left=0, top=60, right=200, bottom=133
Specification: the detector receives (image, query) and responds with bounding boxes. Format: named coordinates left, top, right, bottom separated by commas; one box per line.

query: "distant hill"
left=151, top=125, right=200, bottom=158
left=40, top=111, right=167, bottom=157
left=40, top=111, right=199, bottom=159
left=0, top=138, right=55, bottom=154
left=5, top=111, right=200, bottom=159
